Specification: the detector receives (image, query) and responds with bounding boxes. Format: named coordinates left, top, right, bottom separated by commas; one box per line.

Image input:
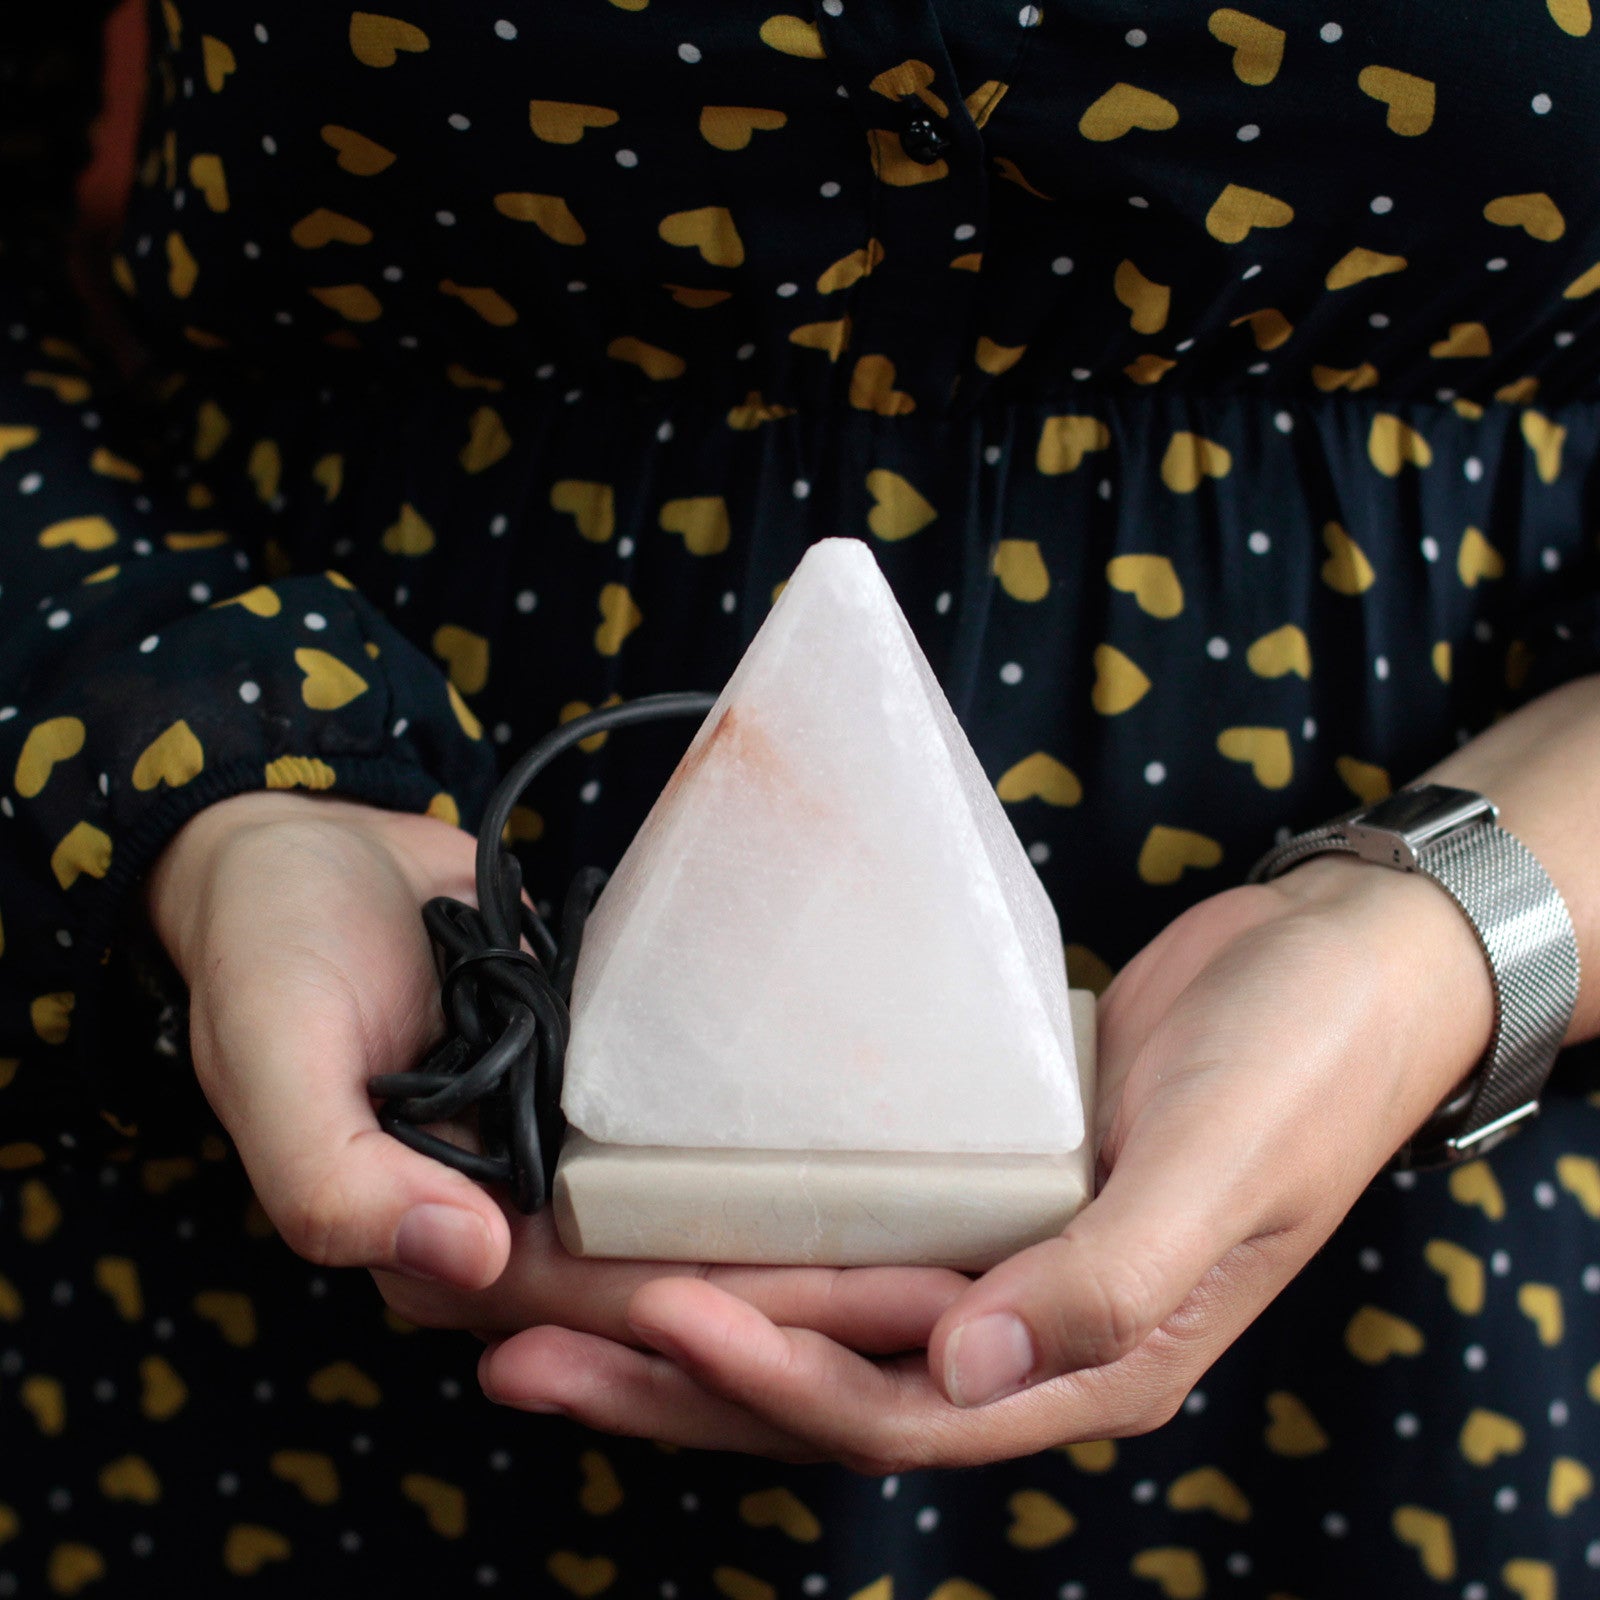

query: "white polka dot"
left=1019, top=4, right=1042, bottom=24
left=1486, top=257, right=1508, bottom=271
left=1369, top=312, right=1390, bottom=328
left=1027, top=841, right=1050, bottom=865
left=819, top=181, right=841, bottom=198
left=189, top=582, right=211, bottom=603
left=984, top=444, right=1002, bottom=465
left=494, top=19, right=517, bottom=39
left=1051, top=256, right=1074, bottom=275
left=802, top=1579, right=827, bottom=1598
left=822, top=0, right=843, bottom=13
left=1370, top=195, right=1393, bottom=214
left=1206, top=636, right=1229, bottom=660
left=172, top=189, right=187, bottom=211
left=1555, top=328, right=1575, bottom=346
left=1589, top=1540, right=1600, bottom=1568
left=1495, top=1486, right=1518, bottom=1512
left=391, top=718, right=408, bottom=738
left=792, top=478, right=811, bottom=499
left=1248, top=361, right=1270, bottom=375
left=340, top=1532, right=362, bottom=1553
left=394, top=586, right=409, bottom=606
left=999, top=661, right=1024, bottom=685
left=1474, top=618, right=1493, bottom=642
left=1225, top=1554, right=1251, bottom=1578
left=1302, top=716, right=1318, bottom=739
left=1464, top=1343, right=1487, bottom=1369
left=1274, top=409, right=1294, bottom=432
left=1241, top=263, right=1262, bottom=279
left=579, top=781, right=601, bottom=804
left=1248, top=530, right=1271, bottom=554
left=535, top=363, right=555, bottom=380
left=567, top=280, right=585, bottom=293
left=736, top=342, right=756, bottom=360
left=1420, top=536, right=1440, bottom=562
left=1533, top=92, right=1553, bottom=114
left=617, top=537, right=635, bottom=558
left=1374, top=655, right=1389, bottom=680
left=1322, top=1512, right=1348, bottom=1537
left=274, top=310, right=293, bottom=325
left=303, top=612, right=327, bottom=631
left=18, top=473, right=42, bottom=494
left=880, top=1477, right=899, bottom=1499
left=1462, top=455, right=1483, bottom=482
left=563, top=388, right=582, bottom=403
left=489, top=513, right=509, bottom=536
left=1144, top=761, right=1166, bottom=785
left=261, top=135, right=277, bottom=154
left=953, top=222, right=977, bottom=241
left=776, top=282, right=798, bottom=298
left=1395, top=1412, right=1420, bottom=1437
left=491, top=722, right=512, bottom=745
left=1535, top=1180, right=1558, bottom=1208
left=217, top=1473, right=239, bottom=1496
left=351, top=1435, right=372, bottom=1454
left=242, top=240, right=262, bottom=262
left=1435, top=387, right=1456, bottom=403
left=238, top=681, right=261, bottom=704
left=678, top=42, right=702, bottom=62
left=1126, top=27, right=1147, bottom=45
left=1359, top=1246, right=1382, bottom=1271
left=1542, top=546, right=1561, bottom=571
left=1098, top=478, right=1113, bottom=500
left=934, top=591, right=952, bottom=614
left=1183, top=1389, right=1207, bottom=1414
left=1131, top=1479, right=1158, bottom=1503
left=1237, top=123, right=1260, bottom=141
left=1551, top=1399, right=1570, bottom=1426
left=515, top=590, right=537, bottom=613
left=721, top=591, right=738, bottom=614
left=1174, top=338, right=1195, bottom=353
left=1320, top=21, right=1343, bottom=41
left=615, top=149, right=639, bottom=168
left=1128, top=194, right=1149, bottom=208
left=44, top=609, right=70, bottom=630
left=1463, top=1586, right=1488, bottom=1600
left=1061, top=1586, right=1087, bottom=1600
left=1490, top=1250, right=1511, bottom=1275
left=253, top=22, right=268, bottom=42
left=912, top=1505, right=940, bottom=1533
left=1393, top=1168, right=1417, bottom=1188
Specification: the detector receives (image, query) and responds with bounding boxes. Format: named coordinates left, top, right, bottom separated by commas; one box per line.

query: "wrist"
left=1264, top=853, right=1496, bottom=1123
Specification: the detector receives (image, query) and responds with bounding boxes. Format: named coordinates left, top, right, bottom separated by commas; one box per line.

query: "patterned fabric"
left=2, top=0, right=1600, bottom=1593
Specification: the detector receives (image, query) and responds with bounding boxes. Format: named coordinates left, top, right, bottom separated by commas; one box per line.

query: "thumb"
left=927, top=1083, right=1271, bottom=1410
left=196, top=997, right=513, bottom=1291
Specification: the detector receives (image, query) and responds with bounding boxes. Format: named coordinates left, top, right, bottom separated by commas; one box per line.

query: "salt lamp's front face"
left=563, top=538, right=1083, bottom=1156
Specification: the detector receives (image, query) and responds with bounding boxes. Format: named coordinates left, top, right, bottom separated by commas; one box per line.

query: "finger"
left=197, top=993, right=511, bottom=1289
left=628, top=1241, right=1311, bottom=1469
left=927, top=1043, right=1284, bottom=1407
left=376, top=1210, right=971, bottom=1350
left=478, top=1326, right=819, bottom=1460
left=624, top=1275, right=1125, bottom=1471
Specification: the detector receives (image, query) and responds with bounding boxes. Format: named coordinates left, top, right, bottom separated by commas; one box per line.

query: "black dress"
left=3, top=1, right=1600, bottom=1594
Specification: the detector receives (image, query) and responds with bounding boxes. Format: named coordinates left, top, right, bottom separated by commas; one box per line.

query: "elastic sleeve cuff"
left=0, top=571, right=498, bottom=1115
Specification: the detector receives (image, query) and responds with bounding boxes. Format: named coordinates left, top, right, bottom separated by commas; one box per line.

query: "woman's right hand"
left=145, top=790, right=970, bottom=1370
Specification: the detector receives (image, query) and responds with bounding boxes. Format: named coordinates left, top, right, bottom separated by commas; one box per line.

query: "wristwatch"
left=1248, top=783, right=1580, bottom=1169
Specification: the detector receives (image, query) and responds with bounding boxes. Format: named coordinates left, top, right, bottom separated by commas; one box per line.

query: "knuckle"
left=1074, top=1263, right=1159, bottom=1367
left=281, top=1168, right=359, bottom=1266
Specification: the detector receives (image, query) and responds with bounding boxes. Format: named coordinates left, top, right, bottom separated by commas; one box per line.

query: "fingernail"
left=395, top=1203, right=487, bottom=1284
left=945, top=1312, right=1036, bottom=1408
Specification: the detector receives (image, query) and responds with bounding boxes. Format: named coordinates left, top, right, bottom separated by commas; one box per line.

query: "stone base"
left=551, top=991, right=1097, bottom=1270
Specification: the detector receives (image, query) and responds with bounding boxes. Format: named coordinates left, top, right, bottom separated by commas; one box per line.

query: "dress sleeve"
left=0, top=8, right=498, bottom=1121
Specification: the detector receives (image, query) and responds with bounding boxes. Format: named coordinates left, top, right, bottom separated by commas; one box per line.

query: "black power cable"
left=367, top=692, right=717, bottom=1213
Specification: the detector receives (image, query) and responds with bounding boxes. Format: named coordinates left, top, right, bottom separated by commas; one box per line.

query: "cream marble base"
left=552, top=990, right=1097, bottom=1270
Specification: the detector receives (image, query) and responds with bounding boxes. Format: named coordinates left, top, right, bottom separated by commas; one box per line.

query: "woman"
left=2, top=1, right=1597, bottom=1593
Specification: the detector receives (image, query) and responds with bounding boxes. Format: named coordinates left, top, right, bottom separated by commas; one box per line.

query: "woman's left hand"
left=476, top=857, right=1495, bottom=1468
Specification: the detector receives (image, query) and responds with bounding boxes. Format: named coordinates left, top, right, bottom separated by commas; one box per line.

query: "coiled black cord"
left=367, top=692, right=717, bottom=1213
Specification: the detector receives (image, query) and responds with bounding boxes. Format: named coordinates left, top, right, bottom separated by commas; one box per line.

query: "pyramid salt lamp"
left=552, top=539, right=1096, bottom=1270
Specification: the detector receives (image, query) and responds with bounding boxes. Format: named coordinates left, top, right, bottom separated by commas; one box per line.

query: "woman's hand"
left=145, top=790, right=971, bottom=1354
left=477, top=859, right=1496, bottom=1468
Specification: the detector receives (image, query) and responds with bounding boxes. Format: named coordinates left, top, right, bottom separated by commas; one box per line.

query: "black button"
left=901, top=115, right=950, bottom=164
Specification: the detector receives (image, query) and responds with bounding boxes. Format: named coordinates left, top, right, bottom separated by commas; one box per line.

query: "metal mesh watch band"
left=1249, top=795, right=1580, bottom=1168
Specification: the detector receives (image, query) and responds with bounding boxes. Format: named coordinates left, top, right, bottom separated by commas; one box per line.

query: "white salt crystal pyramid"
left=562, top=537, right=1083, bottom=1156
